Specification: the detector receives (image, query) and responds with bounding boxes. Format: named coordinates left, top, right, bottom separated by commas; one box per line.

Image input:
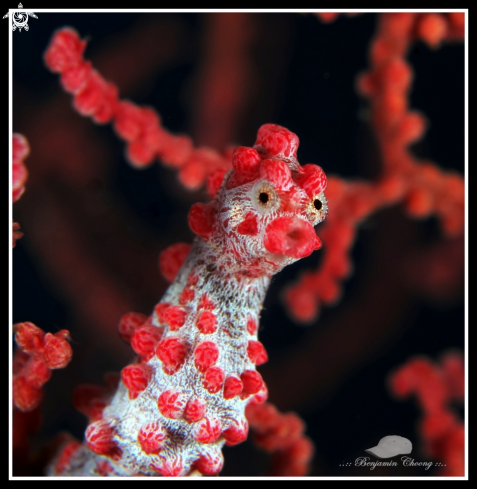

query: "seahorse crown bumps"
left=49, top=124, right=328, bottom=476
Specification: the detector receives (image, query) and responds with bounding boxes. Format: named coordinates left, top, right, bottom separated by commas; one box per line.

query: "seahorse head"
left=188, top=124, right=328, bottom=276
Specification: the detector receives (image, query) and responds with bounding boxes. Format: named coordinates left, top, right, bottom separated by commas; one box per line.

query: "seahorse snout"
left=263, top=216, right=321, bottom=259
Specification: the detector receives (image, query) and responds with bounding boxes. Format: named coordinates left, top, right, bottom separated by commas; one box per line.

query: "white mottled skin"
left=49, top=149, right=327, bottom=477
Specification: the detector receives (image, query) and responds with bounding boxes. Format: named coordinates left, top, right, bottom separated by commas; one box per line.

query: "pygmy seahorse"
left=49, top=123, right=328, bottom=476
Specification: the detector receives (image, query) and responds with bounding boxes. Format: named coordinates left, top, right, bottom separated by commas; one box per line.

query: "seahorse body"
left=49, top=124, right=327, bottom=476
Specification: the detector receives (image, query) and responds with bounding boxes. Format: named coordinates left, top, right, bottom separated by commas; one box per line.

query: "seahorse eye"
left=251, top=181, right=279, bottom=214
left=305, top=193, right=328, bottom=225
left=259, top=192, right=269, bottom=205
left=256, top=183, right=276, bottom=208
left=313, top=198, right=322, bottom=211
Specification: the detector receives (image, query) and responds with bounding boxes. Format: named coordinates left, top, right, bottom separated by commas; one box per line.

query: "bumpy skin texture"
left=49, top=124, right=327, bottom=477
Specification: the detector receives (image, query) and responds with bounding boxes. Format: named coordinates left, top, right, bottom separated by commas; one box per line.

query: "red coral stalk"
left=284, top=13, right=465, bottom=323
left=388, top=351, right=465, bottom=476
left=246, top=401, right=314, bottom=476
left=12, top=133, right=30, bottom=247
left=44, top=28, right=231, bottom=190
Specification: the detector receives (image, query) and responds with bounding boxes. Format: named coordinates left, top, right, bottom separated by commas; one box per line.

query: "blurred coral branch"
left=389, top=351, right=465, bottom=476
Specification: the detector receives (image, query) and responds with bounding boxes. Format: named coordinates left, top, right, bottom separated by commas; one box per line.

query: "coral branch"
left=284, top=13, right=465, bottom=323
left=13, top=322, right=73, bottom=412
left=12, top=134, right=29, bottom=247
left=44, top=28, right=231, bottom=190
left=388, top=351, right=465, bottom=476
left=246, top=402, right=314, bottom=476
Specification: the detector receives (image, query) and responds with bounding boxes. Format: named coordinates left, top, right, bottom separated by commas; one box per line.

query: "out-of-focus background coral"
left=12, top=12, right=465, bottom=476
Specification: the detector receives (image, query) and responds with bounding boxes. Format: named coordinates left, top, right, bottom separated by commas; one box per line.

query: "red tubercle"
left=247, top=315, right=258, bottom=335
left=163, top=305, right=188, bottom=331
left=159, top=243, right=192, bottom=283
left=184, top=398, right=207, bottom=423
left=225, top=146, right=261, bottom=189
left=207, top=168, right=228, bottom=198
left=202, top=366, right=225, bottom=394
left=150, top=454, right=184, bottom=477
left=85, top=419, right=122, bottom=460
left=156, top=337, right=187, bottom=375
left=188, top=202, right=217, bottom=239
left=194, top=449, right=224, bottom=475
left=198, top=293, right=216, bottom=311
left=194, top=341, right=220, bottom=373
left=157, top=390, right=187, bottom=419
left=247, top=341, right=268, bottom=365
left=295, top=164, right=327, bottom=198
left=131, top=324, right=164, bottom=361
left=154, top=302, right=171, bottom=324
left=254, top=124, right=299, bottom=160
left=237, top=212, right=259, bottom=236
left=179, top=287, right=195, bottom=305
left=137, top=421, right=167, bottom=455
left=223, top=376, right=243, bottom=400
left=260, top=159, right=293, bottom=191
left=118, top=312, right=148, bottom=343
left=196, top=310, right=217, bottom=334
left=121, top=363, right=153, bottom=400
left=193, top=416, right=222, bottom=444
left=222, top=418, right=249, bottom=446
left=187, top=272, right=200, bottom=286
left=241, top=370, right=264, bottom=397
left=232, top=146, right=262, bottom=176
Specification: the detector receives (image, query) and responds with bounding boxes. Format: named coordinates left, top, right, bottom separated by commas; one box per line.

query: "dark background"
left=11, top=12, right=465, bottom=476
